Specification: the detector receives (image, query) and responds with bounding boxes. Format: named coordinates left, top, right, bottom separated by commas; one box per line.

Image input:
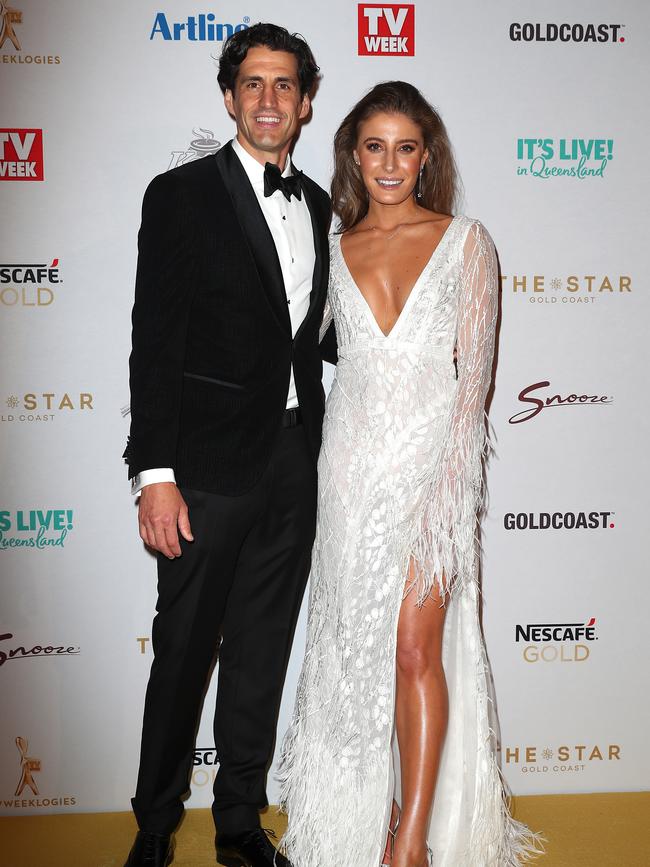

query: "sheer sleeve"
left=319, top=298, right=333, bottom=344
left=409, top=221, right=498, bottom=603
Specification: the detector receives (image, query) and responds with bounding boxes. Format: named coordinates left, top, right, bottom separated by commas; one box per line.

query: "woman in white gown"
left=278, top=82, right=542, bottom=867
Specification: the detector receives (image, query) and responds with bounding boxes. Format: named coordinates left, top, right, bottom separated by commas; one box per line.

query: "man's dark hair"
left=217, top=22, right=320, bottom=97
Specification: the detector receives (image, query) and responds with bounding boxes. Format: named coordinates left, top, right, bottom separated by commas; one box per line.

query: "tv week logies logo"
left=0, top=2, right=62, bottom=64
left=0, top=129, right=43, bottom=181
left=3, top=735, right=78, bottom=809
left=358, top=5, right=415, bottom=56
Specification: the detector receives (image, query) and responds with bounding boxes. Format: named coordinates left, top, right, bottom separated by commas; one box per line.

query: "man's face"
left=224, top=46, right=311, bottom=164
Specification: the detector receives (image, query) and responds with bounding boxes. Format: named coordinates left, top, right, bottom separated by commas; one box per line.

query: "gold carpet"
left=1, top=793, right=648, bottom=867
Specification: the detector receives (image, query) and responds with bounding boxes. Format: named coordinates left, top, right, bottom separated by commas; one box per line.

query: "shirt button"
left=282, top=215, right=287, bottom=220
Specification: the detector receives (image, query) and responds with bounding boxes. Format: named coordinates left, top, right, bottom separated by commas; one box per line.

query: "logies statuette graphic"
left=15, top=736, right=40, bottom=796
left=0, top=2, right=21, bottom=51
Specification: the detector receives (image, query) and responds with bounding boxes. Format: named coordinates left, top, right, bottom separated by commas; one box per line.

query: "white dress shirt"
left=132, top=136, right=315, bottom=494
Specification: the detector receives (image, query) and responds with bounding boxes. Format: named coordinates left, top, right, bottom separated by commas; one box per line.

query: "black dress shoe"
left=124, top=830, right=173, bottom=867
left=216, top=827, right=291, bottom=867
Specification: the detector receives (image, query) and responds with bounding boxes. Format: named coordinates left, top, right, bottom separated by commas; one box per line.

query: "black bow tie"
left=264, top=162, right=303, bottom=201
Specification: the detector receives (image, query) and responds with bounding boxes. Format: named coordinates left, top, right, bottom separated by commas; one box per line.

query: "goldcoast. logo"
left=502, top=742, right=620, bottom=775
left=0, top=509, right=75, bottom=550
left=508, top=381, right=613, bottom=424
left=516, top=137, right=613, bottom=180
left=515, top=617, right=598, bottom=663
left=504, top=512, right=614, bottom=530
left=509, top=23, right=625, bottom=44
left=3, top=736, right=77, bottom=809
left=0, top=258, right=60, bottom=307
left=500, top=273, right=631, bottom=306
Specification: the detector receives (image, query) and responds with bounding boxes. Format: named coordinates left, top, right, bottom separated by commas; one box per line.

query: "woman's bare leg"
left=391, top=566, right=448, bottom=867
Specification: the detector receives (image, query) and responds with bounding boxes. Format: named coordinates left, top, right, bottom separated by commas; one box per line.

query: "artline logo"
left=3, top=736, right=77, bottom=809
left=502, top=742, right=620, bottom=775
left=508, top=381, right=613, bottom=424
left=515, top=617, right=597, bottom=663
left=504, top=512, right=614, bottom=531
left=358, top=5, right=415, bottom=56
left=0, top=632, right=81, bottom=667
left=0, top=258, right=60, bottom=307
left=2, top=391, right=93, bottom=423
left=516, top=138, right=613, bottom=180
left=500, top=273, right=631, bottom=306
left=0, top=129, right=43, bottom=181
left=509, top=23, right=625, bottom=44
left=0, top=2, right=61, bottom=64
left=168, top=128, right=222, bottom=171
left=150, top=12, right=249, bottom=41
left=0, top=509, right=75, bottom=550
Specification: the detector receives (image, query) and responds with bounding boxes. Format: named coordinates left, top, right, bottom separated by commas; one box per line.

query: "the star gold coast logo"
left=502, top=742, right=620, bottom=775
left=500, top=273, right=631, bottom=305
left=3, top=736, right=77, bottom=809
left=2, top=391, right=93, bottom=423
left=0, top=2, right=61, bottom=65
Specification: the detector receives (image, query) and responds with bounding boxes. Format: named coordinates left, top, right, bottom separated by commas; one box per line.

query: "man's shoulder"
left=302, top=173, right=330, bottom=207
left=142, top=152, right=226, bottom=207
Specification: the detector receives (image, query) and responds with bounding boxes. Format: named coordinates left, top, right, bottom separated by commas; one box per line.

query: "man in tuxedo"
left=123, top=23, right=334, bottom=867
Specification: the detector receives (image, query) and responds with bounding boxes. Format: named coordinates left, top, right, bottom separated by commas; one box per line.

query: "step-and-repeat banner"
left=2, top=0, right=649, bottom=815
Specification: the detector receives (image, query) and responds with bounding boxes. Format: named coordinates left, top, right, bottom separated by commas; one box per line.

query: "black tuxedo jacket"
left=124, top=141, right=335, bottom=495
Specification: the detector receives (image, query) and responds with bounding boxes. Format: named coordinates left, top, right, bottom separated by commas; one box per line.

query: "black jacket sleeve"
left=124, top=171, right=198, bottom=477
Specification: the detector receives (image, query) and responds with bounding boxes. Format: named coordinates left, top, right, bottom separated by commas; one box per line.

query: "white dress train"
left=278, top=217, right=542, bottom=866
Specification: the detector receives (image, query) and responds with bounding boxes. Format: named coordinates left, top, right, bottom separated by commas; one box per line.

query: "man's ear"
left=299, top=93, right=311, bottom=120
left=224, top=88, right=235, bottom=117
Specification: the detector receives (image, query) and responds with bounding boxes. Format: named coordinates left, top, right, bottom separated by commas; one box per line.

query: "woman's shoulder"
left=452, top=214, right=495, bottom=248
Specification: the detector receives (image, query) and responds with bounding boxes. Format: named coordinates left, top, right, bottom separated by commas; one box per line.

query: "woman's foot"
left=391, top=827, right=430, bottom=867
left=380, top=800, right=401, bottom=865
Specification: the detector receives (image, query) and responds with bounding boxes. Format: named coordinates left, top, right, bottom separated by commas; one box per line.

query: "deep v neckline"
left=338, top=216, right=459, bottom=339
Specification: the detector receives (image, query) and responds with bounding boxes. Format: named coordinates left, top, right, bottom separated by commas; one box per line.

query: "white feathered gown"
left=278, top=217, right=541, bottom=866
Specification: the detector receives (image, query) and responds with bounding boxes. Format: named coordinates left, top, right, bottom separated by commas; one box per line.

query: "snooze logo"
left=358, top=5, right=415, bottom=56
left=508, top=381, right=613, bottom=424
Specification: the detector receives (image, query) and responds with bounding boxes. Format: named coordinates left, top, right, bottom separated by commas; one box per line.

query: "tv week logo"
left=358, top=4, right=415, bottom=56
left=0, top=129, right=43, bottom=181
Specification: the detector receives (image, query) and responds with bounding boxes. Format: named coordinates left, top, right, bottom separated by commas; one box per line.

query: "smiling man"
left=123, top=23, right=335, bottom=867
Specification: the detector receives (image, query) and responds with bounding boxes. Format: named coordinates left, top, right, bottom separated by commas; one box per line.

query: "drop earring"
left=416, top=165, right=424, bottom=199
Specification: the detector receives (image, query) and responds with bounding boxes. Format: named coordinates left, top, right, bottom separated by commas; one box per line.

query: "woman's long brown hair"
left=331, top=81, right=459, bottom=231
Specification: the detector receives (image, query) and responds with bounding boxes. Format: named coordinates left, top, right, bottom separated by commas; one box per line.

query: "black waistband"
left=282, top=407, right=302, bottom=428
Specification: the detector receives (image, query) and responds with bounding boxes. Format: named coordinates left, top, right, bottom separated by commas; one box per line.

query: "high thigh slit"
left=278, top=218, right=543, bottom=866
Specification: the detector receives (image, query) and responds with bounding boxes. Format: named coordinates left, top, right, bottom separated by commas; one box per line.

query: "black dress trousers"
left=131, top=424, right=317, bottom=836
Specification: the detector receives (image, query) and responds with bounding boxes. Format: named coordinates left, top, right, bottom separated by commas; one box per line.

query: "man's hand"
left=138, top=482, right=194, bottom=559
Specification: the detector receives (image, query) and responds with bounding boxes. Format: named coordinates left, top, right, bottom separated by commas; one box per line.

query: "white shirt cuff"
left=131, top=468, right=176, bottom=495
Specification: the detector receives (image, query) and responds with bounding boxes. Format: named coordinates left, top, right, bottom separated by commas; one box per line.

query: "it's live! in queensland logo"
left=0, top=129, right=43, bottom=180
left=516, top=137, right=613, bottom=180
left=358, top=4, right=415, bottom=56
left=0, top=509, right=75, bottom=550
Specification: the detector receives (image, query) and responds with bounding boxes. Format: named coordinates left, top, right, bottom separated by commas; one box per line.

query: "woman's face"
left=353, top=111, right=428, bottom=207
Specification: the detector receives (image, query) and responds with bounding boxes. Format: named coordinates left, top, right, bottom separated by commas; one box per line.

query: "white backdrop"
left=1, top=0, right=649, bottom=816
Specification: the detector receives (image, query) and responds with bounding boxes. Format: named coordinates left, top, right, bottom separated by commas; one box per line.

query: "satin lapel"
left=214, top=142, right=291, bottom=334
left=295, top=178, right=326, bottom=341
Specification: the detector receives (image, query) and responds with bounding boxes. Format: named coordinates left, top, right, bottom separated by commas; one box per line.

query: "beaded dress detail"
left=278, top=217, right=541, bottom=866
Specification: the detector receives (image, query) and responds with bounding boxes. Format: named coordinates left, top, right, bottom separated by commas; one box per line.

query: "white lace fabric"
left=278, top=217, right=543, bottom=866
